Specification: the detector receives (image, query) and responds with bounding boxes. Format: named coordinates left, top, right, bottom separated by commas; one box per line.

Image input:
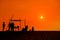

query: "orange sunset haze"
left=0, top=0, right=60, bottom=31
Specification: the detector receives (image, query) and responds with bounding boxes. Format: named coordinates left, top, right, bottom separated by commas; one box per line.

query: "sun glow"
left=40, top=16, right=44, bottom=19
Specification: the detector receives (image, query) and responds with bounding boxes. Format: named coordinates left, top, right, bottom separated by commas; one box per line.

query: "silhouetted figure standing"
left=8, top=22, right=11, bottom=31
left=8, top=22, right=14, bottom=31
left=2, top=22, right=5, bottom=31
left=24, top=25, right=28, bottom=31
left=11, top=22, right=14, bottom=31
left=32, top=27, right=34, bottom=31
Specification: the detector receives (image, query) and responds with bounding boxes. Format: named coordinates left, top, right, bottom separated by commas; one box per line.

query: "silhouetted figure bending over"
left=22, top=25, right=28, bottom=32
left=2, top=22, right=5, bottom=31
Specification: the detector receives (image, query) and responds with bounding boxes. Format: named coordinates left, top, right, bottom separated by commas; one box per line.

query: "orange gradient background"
left=0, top=0, right=60, bottom=31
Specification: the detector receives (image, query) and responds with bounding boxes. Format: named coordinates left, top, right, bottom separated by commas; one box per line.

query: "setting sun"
left=40, top=16, right=44, bottom=19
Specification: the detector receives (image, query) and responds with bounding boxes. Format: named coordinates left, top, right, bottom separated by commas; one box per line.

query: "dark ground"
left=0, top=31, right=60, bottom=40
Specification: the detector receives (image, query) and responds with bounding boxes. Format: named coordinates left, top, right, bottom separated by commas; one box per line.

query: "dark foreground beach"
left=0, top=31, right=60, bottom=40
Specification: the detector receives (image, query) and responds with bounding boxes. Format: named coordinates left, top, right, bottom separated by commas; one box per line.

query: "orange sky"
left=0, top=0, right=60, bottom=31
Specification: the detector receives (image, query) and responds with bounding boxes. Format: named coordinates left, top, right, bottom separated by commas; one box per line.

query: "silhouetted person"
left=32, top=27, right=34, bottom=31
left=8, top=22, right=11, bottom=31
left=10, top=22, right=14, bottom=31
left=21, top=25, right=28, bottom=32
left=2, top=22, right=5, bottom=31
left=21, top=28, right=25, bottom=32
left=24, top=25, right=28, bottom=31
left=8, top=22, right=14, bottom=31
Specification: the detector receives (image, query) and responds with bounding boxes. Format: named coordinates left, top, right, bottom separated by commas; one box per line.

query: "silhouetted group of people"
left=2, top=22, right=15, bottom=31
left=22, top=25, right=28, bottom=32
left=8, top=22, right=14, bottom=31
left=2, top=22, right=34, bottom=31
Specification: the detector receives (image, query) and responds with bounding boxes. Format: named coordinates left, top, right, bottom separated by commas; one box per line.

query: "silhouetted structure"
left=2, top=22, right=5, bottom=31
left=10, top=19, right=25, bottom=31
left=2, top=16, right=35, bottom=32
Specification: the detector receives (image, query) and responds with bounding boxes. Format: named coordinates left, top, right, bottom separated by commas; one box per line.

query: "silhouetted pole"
left=24, top=18, right=26, bottom=26
left=20, top=20, right=21, bottom=31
